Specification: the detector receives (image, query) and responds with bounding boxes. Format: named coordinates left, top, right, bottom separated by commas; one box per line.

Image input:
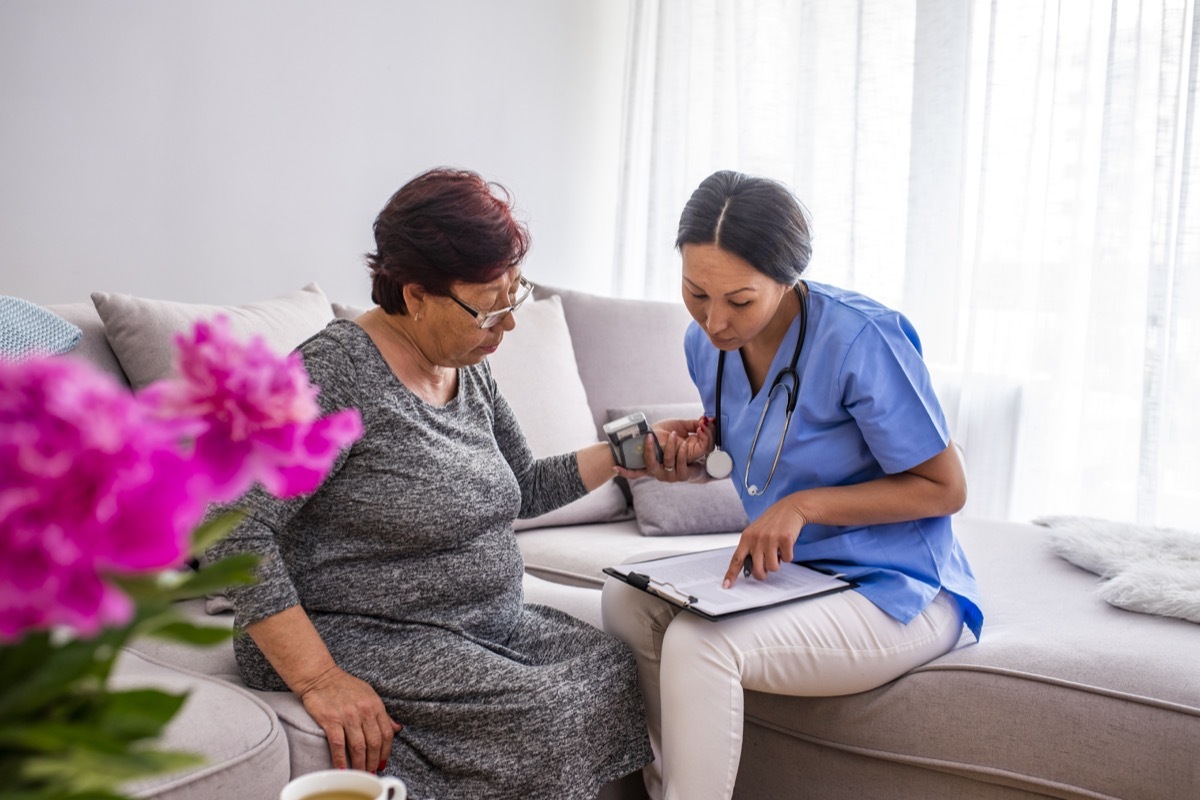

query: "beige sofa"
left=39, top=283, right=1200, bottom=800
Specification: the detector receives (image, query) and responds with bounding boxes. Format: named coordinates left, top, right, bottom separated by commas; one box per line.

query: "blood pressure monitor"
left=603, top=412, right=663, bottom=470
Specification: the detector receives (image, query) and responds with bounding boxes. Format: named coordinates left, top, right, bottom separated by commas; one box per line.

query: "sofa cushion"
left=517, top=519, right=741, bottom=589
left=739, top=518, right=1200, bottom=800
left=533, top=285, right=701, bottom=436
left=45, top=302, right=129, bottom=385
left=91, top=283, right=334, bottom=390
left=487, top=295, right=629, bottom=530
left=608, top=403, right=748, bottom=536
left=331, top=302, right=367, bottom=320
left=111, top=647, right=290, bottom=800
left=0, top=296, right=82, bottom=358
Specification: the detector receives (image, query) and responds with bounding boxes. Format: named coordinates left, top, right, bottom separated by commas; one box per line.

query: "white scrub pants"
left=601, top=579, right=965, bottom=800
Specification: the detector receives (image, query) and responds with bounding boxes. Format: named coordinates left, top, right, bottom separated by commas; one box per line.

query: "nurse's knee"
left=601, top=578, right=650, bottom=640
left=661, top=613, right=739, bottom=675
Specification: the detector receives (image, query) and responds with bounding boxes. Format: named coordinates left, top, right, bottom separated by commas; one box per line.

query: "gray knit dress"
left=210, top=320, right=652, bottom=800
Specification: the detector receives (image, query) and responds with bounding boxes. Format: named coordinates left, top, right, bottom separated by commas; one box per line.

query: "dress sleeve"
left=485, top=366, right=588, bottom=519
left=838, top=313, right=950, bottom=475
left=206, top=329, right=360, bottom=628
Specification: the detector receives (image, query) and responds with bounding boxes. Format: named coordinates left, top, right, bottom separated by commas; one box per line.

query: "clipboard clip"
left=627, top=572, right=699, bottom=607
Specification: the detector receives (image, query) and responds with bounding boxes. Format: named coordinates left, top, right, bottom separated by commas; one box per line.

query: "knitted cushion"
left=0, top=296, right=83, bottom=359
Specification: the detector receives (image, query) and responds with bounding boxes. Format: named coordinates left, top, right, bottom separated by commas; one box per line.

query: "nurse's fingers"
left=651, top=431, right=686, bottom=482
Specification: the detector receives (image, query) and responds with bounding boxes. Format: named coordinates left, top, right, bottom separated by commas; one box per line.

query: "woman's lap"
left=317, top=603, right=653, bottom=800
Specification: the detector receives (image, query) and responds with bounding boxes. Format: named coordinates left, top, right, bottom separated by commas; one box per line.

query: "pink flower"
left=0, top=357, right=205, bottom=641
left=140, top=316, right=362, bottom=503
left=0, top=316, right=361, bottom=643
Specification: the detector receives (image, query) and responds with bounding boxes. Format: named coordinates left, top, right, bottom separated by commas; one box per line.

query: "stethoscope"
left=705, top=284, right=808, bottom=497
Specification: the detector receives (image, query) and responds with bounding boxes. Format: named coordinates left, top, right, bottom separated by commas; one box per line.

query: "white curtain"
left=614, top=0, right=1199, bottom=527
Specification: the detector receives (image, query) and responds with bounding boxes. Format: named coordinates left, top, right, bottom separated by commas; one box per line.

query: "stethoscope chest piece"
left=705, top=448, right=733, bottom=480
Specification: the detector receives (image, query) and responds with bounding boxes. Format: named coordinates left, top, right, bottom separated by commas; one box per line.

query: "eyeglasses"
left=448, top=276, right=535, bottom=329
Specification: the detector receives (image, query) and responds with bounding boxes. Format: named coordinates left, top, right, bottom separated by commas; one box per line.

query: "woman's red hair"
left=367, top=168, right=531, bottom=314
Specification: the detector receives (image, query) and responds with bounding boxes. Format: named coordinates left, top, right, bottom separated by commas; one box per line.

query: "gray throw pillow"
left=91, top=283, right=334, bottom=389
left=608, top=403, right=749, bottom=536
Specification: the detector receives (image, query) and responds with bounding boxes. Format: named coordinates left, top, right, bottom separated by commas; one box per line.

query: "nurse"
left=601, top=170, right=983, bottom=800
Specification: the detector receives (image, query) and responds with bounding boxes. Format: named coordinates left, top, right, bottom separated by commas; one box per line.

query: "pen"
left=743, top=555, right=752, bottom=579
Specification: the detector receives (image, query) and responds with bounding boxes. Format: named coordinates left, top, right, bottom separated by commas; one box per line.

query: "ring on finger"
left=664, top=465, right=675, bottom=472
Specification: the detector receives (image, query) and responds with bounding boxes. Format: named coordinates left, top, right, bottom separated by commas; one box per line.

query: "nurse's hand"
left=617, top=416, right=713, bottom=483
left=722, top=499, right=808, bottom=587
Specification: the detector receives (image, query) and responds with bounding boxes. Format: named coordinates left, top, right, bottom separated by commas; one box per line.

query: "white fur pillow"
left=1037, top=515, right=1200, bottom=624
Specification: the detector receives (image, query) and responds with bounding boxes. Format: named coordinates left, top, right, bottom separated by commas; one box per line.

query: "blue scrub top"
left=685, top=281, right=983, bottom=640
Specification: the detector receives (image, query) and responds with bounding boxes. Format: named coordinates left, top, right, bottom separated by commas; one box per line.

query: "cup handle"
left=379, top=776, right=406, bottom=800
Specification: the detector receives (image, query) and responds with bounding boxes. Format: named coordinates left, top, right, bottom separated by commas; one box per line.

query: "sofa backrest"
left=930, top=369, right=1023, bottom=520
left=533, top=285, right=701, bottom=435
left=537, top=285, right=1023, bottom=521
left=44, top=286, right=1021, bottom=521
left=46, top=301, right=129, bottom=386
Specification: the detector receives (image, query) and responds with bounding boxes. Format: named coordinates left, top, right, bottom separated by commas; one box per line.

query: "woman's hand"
left=296, top=664, right=403, bottom=773
left=246, top=606, right=403, bottom=773
left=616, top=415, right=714, bottom=483
left=722, top=498, right=807, bottom=588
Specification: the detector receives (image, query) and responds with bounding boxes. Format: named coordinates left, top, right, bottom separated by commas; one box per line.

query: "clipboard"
left=604, top=545, right=857, bottom=621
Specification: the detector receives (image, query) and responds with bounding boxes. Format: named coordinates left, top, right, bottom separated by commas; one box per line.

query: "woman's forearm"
left=575, top=441, right=619, bottom=491
left=244, top=605, right=400, bottom=773
left=244, top=605, right=340, bottom=696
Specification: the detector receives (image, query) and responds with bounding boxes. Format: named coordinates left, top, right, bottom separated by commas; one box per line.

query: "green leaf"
left=167, top=552, right=259, bottom=599
left=140, top=620, right=235, bottom=646
left=0, top=629, right=52, bottom=669
left=0, top=633, right=122, bottom=719
left=0, top=719, right=127, bottom=754
left=100, top=688, right=188, bottom=740
left=112, top=575, right=174, bottom=606
left=0, top=789, right=128, bottom=800
left=0, top=631, right=55, bottom=702
left=188, top=509, right=246, bottom=556
left=21, top=745, right=204, bottom=793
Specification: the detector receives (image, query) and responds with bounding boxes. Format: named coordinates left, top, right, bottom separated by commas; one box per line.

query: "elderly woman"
left=210, top=168, right=651, bottom=800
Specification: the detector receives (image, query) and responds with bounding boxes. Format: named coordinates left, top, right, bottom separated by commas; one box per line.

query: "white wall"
left=0, top=0, right=631, bottom=307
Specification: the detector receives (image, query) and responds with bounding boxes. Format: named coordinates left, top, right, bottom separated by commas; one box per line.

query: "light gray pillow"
left=487, top=296, right=630, bottom=530
left=91, top=283, right=334, bottom=389
left=608, top=403, right=749, bottom=536
left=332, top=301, right=368, bottom=320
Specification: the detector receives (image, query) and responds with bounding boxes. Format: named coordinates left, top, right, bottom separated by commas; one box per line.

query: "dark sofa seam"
left=908, top=661, right=1200, bottom=717
left=743, top=715, right=1124, bottom=800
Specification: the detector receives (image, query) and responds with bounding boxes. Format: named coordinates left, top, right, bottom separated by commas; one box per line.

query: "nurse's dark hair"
left=675, top=170, right=812, bottom=285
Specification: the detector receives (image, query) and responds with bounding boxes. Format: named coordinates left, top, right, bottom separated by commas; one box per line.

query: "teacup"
left=279, top=768, right=407, bottom=800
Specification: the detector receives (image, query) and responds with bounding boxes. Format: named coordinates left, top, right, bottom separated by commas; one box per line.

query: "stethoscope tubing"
left=710, top=284, right=808, bottom=495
